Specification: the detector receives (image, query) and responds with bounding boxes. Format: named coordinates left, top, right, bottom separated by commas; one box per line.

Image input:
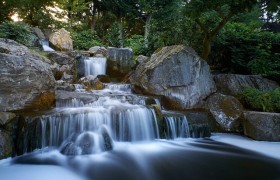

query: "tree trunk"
left=144, top=15, right=152, bottom=48
left=91, top=4, right=97, bottom=31
left=118, top=17, right=124, bottom=48
left=201, top=35, right=212, bottom=60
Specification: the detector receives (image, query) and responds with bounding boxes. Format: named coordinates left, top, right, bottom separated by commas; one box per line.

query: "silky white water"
left=84, top=57, right=107, bottom=76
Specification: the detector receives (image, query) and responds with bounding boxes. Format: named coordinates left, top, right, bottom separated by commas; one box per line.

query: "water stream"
left=1, top=56, right=279, bottom=180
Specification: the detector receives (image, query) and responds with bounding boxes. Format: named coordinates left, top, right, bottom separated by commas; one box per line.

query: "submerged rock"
left=214, top=74, right=279, bottom=96
left=206, top=93, right=243, bottom=132
left=243, top=111, right=280, bottom=141
left=49, top=28, right=73, bottom=51
left=0, top=39, right=56, bottom=111
left=130, top=45, right=216, bottom=109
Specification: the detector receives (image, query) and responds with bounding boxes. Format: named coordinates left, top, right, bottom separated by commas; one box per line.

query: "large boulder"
left=243, top=111, right=280, bottom=141
left=130, top=45, right=216, bottom=109
left=0, top=39, right=56, bottom=111
left=206, top=93, right=244, bottom=132
left=214, top=74, right=279, bottom=96
left=107, top=47, right=134, bottom=77
left=49, top=28, right=73, bottom=51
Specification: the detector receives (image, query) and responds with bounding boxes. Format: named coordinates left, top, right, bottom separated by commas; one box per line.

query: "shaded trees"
left=184, top=0, right=258, bottom=60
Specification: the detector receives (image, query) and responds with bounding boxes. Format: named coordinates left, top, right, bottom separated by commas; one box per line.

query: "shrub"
left=125, top=35, right=145, bottom=56
left=72, top=29, right=102, bottom=50
left=0, top=21, right=34, bottom=46
left=240, top=87, right=280, bottom=112
left=211, top=23, right=280, bottom=79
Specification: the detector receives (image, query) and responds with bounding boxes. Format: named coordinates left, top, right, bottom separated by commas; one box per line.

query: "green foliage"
left=240, top=87, right=280, bottom=112
left=0, top=21, right=34, bottom=46
left=72, top=29, right=102, bottom=50
left=212, top=22, right=280, bottom=78
left=106, top=22, right=122, bottom=47
left=125, top=35, right=145, bottom=56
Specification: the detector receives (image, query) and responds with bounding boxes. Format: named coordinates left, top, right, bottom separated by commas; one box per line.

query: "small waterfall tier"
left=162, top=111, right=190, bottom=139
left=84, top=57, right=107, bottom=76
left=39, top=39, right=55, bottom=52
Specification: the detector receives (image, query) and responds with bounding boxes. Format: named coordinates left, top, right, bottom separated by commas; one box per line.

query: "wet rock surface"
left=130, top=45, right=216, bottom=109
left=243, top=111, right=280, bottom=141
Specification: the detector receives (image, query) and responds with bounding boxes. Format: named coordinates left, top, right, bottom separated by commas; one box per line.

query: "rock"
left=214, top=74, right=279, bottom=96
left=0, top=130, right=13, bottom=159
left=136, top=55, right=148, bottom=64
left=88, top=46, right=107, bottom=56
left=49, top=28, right=73, bottom=51
left=0, top=112, right=16, bottom=126
left=107, top=47, right=134, bottom=77
left=79, top=75, right=103, bottom=90
left=0, top=39, right=56, bottom=111
left=206, top=93, right=244, bottom=132
left=47, top=51, right=74, bottom=65
left=243, top=111, right=280, bottom=141
left=130, top=45, right=216, bottom=109
left=32, top=27, right=45, bottom=40
left=0, top=38, right=51, bottom=64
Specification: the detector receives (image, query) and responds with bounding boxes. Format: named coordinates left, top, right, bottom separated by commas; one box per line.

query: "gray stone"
left=136, top=55, right=148, bottom=64
left=0, top=39, right=56, bottom=111
left=79, top=75, right=103, bottom=90
left=206, top=93, right=244, bottom=132
left=47, top=51, right=74, bottom=65
left=0, top=130, right=13, bottom=159
left=32, top=27, right=45, bottom=40
left=214, top=74, right=279, bottom=96
left=88, top=46, right=107, bottom=56
left=130, top=45, right=216, bottom=109
left=243, top=111, right=280, bottom=141
left=107, top=47, right=134, bottom=76
left=0, top=112, right=16, bottom=126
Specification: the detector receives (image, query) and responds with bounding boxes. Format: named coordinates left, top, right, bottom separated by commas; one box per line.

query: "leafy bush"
left=72, top=29, right=102, bottom=50
left=0, top=21, right=34, bottom=46
left=211, top=23, right=280, bottom=79
left=240, top=87, right=280, bottom=112
left=125, top=35, right=145, bottom=56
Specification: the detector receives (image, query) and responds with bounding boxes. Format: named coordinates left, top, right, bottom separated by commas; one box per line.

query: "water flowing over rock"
left=107, top=47, right=134, bottom=77
left=243, top=111, right=280, bottom=141
left=214, top=74, right=279, bottom=96
left=130, top=45, right=216, bottom=109
left=206, top=93, right=243, bottom=132
left=49, top=28, right=73, bottom=51
left=0, top=39, right=56, bottom=111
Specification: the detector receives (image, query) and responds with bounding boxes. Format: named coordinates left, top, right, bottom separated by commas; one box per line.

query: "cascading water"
left=84, top=57, right=107, bottom=76
left=39, top=39, right=55, bottom=52
left=1, top=56, right=280, bottom=180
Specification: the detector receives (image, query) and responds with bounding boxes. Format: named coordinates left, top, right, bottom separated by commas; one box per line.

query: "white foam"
left=211, top=133, right=280, bottom=160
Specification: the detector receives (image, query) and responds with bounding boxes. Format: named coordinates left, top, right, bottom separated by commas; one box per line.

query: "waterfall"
left=84, top=57, right=107, bottom=76
left=164, top=116, right=190, bottom=139
left=39, top=39, right=55, bottom=52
